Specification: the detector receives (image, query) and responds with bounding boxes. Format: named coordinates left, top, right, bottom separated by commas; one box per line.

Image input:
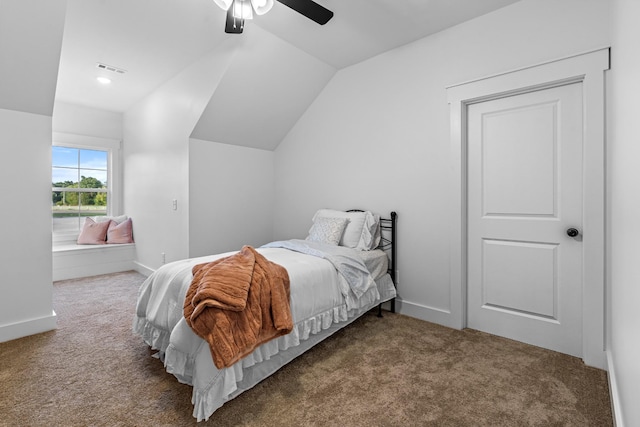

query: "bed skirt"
left=134, top=274, right=396, bottom=421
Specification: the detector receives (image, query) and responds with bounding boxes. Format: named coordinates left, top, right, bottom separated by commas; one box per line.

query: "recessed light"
left=96, top=77, right=111, bottom=85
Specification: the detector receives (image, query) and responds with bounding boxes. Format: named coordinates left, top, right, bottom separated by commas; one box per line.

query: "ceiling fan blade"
left=276, top=0, right=333, bottom=25
left=225, top=7, right=244, bottom=34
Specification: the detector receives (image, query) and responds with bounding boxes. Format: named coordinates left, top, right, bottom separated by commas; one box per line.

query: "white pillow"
left=306, top=216, right=349, bottom=246
left=312, top=209, right=363, bottom=248
left=311, top=209, right=381, bottom=250
left=359, top=211, right=381, bottom=251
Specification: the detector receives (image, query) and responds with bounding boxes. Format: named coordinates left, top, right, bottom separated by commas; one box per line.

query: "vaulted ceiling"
left=0, top=0, right=66, bottom=116
left=54, top=0, right=521, bottom=150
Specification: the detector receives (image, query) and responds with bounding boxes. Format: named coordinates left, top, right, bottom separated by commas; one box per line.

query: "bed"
left=133, top=209, right=397, bottom=421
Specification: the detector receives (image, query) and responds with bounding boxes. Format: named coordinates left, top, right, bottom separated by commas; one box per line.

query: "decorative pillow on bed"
left=311, top=209, right=381, bottom=250
left=306, top=216, right=349, bottom=245
left=76, top=217, right=110, bottom=245
left=106, top=218, right=134, bottom=244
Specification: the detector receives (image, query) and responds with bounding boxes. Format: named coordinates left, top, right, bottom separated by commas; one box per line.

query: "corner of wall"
left=606, top=349, right=625, bottom=427
left=0, top=311, right=57, bottom=344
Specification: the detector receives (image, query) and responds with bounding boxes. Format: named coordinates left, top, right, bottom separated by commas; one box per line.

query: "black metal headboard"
left=378, top=211, right=397, bottom=283
left=379, top=212, right=397, bottom=313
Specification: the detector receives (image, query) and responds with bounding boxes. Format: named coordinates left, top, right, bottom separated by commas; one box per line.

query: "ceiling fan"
left=213, top=0, right=334, bottom=34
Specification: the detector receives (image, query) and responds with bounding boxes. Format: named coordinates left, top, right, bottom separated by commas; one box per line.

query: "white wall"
left=53, top=101, right=123, bottom=140
left=609, top=1, right=640, bottom=425
left=123, top=40, right=239, bottom=271
left=189, top=139, right=275, bottom=257
left=0, top=0, right=66, bottom=342
left=274, top=0, right=610, bottom=326
left=0, top=110, right=56, bottom=341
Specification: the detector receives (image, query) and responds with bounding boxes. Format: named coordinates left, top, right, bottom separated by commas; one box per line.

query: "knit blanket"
left=183, top=245, right=293, bottom=369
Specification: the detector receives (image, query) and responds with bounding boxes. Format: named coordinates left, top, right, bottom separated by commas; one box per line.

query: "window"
left=52, top=147, right=109, bottom=234
left=51, top=133, right=121, bottom=242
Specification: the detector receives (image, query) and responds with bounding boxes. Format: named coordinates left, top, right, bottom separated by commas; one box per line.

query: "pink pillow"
left=77, top=217, right=109, bottom=244
left=106, top=218, right=133, bottom=244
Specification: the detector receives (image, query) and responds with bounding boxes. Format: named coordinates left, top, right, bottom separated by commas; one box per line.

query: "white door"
left=466, top=82, right=583, bottom=357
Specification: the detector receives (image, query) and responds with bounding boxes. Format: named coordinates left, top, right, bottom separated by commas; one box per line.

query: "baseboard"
left=606, top=349, right=624, bottom=427
left=396, top=299, right=460, bottom=329
left=0, top=310, right=57, bottom=343
left=133, top=261, right=154, bottom=277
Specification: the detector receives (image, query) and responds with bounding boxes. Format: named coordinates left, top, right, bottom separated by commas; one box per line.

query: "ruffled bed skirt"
left=133, top=274, right=395, bottom=422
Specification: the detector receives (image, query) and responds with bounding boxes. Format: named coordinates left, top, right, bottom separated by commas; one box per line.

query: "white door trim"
left=446, top=48, right=610, bottom=369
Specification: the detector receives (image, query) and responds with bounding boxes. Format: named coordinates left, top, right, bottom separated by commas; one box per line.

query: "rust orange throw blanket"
left=184, top=246, right=293, bottom=369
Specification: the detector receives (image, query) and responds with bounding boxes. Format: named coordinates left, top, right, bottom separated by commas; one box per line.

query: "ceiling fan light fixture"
left=222, top=0, right=333, bottom=34
left=232, top=0, right=253, bottom=20
left=251, top=0, right=274, bottom=15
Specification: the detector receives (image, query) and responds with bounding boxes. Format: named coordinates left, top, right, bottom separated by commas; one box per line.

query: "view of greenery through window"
left=52, top=146, right=108, bottom=234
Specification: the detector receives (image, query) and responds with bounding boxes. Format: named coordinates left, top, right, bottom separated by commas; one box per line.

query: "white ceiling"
left=257, top=0, right=522, bottom=69
left=0, top=0, right=66, bottom=116
left=56, top=0, right=521, bottom=115
left=190, top=26, right=336, bottom=150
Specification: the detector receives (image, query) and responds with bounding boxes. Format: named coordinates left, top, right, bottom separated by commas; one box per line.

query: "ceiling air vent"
left=96, top=62, right=127, bottom=74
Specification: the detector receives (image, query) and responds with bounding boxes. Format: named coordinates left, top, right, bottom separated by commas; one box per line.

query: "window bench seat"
left=53, top=242, right=136, bottom=281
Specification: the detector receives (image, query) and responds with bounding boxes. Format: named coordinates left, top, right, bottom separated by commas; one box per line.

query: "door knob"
left=566, top=228, right=580, bottom=237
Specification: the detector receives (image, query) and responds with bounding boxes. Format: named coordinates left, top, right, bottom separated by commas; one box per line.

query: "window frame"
left=52, top=132, right=122, bottom=243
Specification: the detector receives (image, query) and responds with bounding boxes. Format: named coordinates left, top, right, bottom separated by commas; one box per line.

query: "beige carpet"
left=0, top=271, right=612, bottom=426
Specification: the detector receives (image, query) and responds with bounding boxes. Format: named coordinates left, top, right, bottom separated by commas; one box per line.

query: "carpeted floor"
left=0, top=271, right=612, bottom=426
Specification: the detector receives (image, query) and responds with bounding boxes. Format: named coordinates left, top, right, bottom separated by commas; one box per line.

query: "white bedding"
left=133, top=242, right=396, bottom=421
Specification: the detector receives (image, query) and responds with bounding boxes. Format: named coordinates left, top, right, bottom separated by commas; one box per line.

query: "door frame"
left=446, top=48, right=609, bottom=369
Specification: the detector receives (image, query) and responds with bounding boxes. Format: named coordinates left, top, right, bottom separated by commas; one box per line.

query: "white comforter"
left=133, top=242, right=395, bottom=421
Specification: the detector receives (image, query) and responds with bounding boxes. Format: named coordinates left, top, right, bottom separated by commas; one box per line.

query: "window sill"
left=53, top=242, right=135, bottom=253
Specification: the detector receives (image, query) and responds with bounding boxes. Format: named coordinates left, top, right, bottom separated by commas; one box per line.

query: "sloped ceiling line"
left=190, top=25, right=336, bottom=151
left=0, top=0, right=67, bottom=116
left=55, top=0, right=522, bottom=149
